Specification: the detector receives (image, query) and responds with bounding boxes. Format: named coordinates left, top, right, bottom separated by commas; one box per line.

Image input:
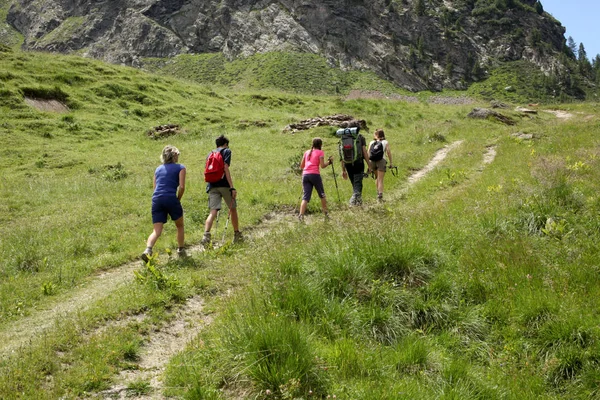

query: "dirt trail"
left=98, top=297, right=212, bottom=400
left=0, top=261, right=139, bottom=359
left=483, top=145, right=497, bottom=165
left=407, top=141, right=463, bottom=185
left=0, top=138, right=492, bottom=398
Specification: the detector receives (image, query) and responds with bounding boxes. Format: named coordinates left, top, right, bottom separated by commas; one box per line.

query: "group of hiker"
left=299, top=121, right=394, bottom=220
left=141, top=121, right=393, bottom=261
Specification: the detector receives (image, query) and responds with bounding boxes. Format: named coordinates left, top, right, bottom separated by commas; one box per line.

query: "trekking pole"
left=330, top=160, right=341, bottom=203
left=222, top=211, right=231, bottom=243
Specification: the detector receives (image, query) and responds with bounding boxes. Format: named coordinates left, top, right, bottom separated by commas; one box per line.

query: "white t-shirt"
left=368, top=139, right=388, bottom=162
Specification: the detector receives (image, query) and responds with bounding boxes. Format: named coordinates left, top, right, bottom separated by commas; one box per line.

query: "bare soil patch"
left=428, top=96, right=475, bottom=105
left=24, top=97, right=69, bottom=113
left=482, top=145, right=497, bottom=165
left=543, top=110, right=574, bottom=120
left=344, top=90, right=419, bottom=103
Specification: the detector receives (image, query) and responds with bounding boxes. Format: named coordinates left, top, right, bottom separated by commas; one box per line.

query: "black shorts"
left=151, top=196, right=183, bottom=224
left=302, top=174, right=325, bottom=201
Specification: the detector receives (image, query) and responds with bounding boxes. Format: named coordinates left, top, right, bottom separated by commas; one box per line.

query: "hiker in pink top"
left=298, top=138, right=333, bottom=221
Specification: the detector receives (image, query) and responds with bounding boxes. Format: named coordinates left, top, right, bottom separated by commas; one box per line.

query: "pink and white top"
left=302, top=149, right=324, bottom=175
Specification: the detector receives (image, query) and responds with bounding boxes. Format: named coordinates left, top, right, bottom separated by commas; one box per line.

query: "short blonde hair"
left=161, top=145, right=180, bottom=164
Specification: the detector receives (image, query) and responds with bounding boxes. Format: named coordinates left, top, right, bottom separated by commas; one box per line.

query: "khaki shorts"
left=372, top=158, right=387, bottom=172
left=208, top=187, right=237, bottom=210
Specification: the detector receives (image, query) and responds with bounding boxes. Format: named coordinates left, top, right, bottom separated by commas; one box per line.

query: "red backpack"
left=204, top=149, right=225, bottom=183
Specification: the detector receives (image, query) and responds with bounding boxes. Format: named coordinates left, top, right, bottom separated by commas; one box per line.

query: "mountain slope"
left=5, top=0, right=570, bottom=92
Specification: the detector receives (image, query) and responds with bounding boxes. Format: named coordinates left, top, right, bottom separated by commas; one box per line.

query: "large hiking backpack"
left=369, top=141, right=384, bottom=162
left=204, top=149, right=225, bottom=183
left=336, top=127, right=361, bottom=164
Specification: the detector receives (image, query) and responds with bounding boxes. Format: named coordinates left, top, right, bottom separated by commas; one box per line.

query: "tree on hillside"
left=593, top=54, right=600, bottom=83
left=534, top=1, right=543, bottom=15
left=415, top=0, right=426, bottom=16
left=578, top=43, right=588, bottom=62
left=567, top=36, right=577, bottom=58
left=578, top=43, right=592, bottom=77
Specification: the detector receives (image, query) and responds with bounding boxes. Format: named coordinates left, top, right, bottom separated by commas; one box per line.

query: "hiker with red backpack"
left=141, top=145, right=187, bottom=262
left=201, top=135, right=242, bottom=245
left=337, top=120, right=370, bottom=206
left=298, top=137, right=334, bottom=221
left=368, top=128, right=394, bottom=202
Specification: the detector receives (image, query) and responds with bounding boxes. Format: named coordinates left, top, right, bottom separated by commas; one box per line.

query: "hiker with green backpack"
left=367, top=128, right=394, bottom=202
left=337, top=120, right=370, bottom=206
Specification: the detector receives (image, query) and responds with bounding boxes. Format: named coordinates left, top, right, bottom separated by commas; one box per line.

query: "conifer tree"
left=578, top=43, right=592, bottom=77
left=415, top=0, right=426, bottom=16
left=567, top=36, right=577, bottom=58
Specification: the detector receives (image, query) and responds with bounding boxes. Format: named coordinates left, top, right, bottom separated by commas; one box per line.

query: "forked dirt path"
left=407, top=141, right=463, bottom=185
left=1, top=139, right=490, bottom=398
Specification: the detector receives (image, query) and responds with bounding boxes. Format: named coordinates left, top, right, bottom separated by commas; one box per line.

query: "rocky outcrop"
left=467, top=107, right=516, bottom=125
left=5, top=0, right=568, bottom=91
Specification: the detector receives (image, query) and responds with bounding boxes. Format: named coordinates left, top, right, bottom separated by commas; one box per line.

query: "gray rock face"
left=6, top=0, right=568, bottom=91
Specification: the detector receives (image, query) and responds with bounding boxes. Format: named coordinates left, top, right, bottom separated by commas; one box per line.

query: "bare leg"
left=230, top=208, right=239, bottom=231
left=320, top=197, right=328, bottom=214
left=174, top=217, right=184, bottom=248
left=299, top=200, right=308, bottom=215
left=204, top=209, right=218, bottom=232
left=377, top=170, right=385, bottom=195
left=147, top=223, right=164, bottom=248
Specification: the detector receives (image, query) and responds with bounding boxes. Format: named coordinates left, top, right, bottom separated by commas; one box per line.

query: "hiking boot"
left=233, top=231, right=244, bottom=243
left=200, top=232, right=211, bottom=246
left=350, top=195, right=362, bottom=206
left=141, top=248, right=152, bottom=263
left=377, top=193, right=383, bottom=202
left=298, top=214, right=305, bottom=222
left=177, top=247, right=187, bottom=258
left=323, top=211, right=329, bottom=220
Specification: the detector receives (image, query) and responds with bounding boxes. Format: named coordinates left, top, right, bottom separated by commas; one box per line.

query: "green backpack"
left=336, top=127, right=361, bottom=164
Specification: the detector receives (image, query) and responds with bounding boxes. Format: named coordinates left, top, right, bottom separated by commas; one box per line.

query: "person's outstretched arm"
left=320, top=155, right=333, bottom=168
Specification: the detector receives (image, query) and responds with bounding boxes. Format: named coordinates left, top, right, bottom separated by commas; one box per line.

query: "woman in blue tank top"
left=141, top=145, right=186, bottom=261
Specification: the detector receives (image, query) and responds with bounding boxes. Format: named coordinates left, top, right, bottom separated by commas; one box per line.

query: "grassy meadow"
left=1, top=47, right=600, bottom=399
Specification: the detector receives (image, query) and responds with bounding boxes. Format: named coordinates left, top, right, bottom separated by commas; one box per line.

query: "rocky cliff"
left=5, top=0, right=568, bottom=91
